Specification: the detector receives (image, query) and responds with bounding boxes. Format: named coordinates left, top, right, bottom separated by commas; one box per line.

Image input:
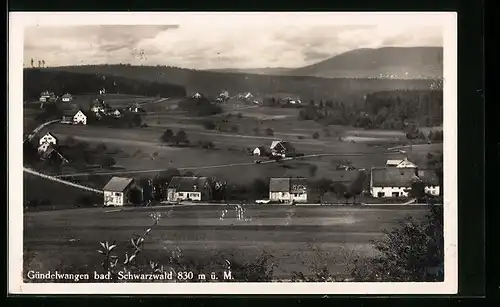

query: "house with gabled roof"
left=61, top=109, right=87, bottom=125
left=253, top=146, right=270, bottom=157
left=39, top=132, right=58, bottom=146
left=103, top=177, right=138, bottom=207
left=370, top=167, right=439, bottom=198
left=386, top=157, right=417, bottom=168
left=270, top=140, right=296, bottom=157
left=192, top=92, right=202, bottom=99
left=61, top=93, right=73, bottom=102
left=166, top=176, right=212, bottom=202
left=269, top=177, right=308, bottom=203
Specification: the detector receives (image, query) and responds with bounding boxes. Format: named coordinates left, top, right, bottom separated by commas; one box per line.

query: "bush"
left=312, top=132, right=320, bottom=139
left=350, top=205, right=444, bottom=282
left=265, top=128, right=274, bottom=136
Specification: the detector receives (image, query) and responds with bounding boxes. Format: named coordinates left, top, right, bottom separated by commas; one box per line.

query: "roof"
left=270, top=140, right=295, bottom=152
left=417, top=169, right=440, bottom=186
left=103, top=177, right=134, bottom=192
left=167, top=176, right=210, bottom=192
left=62, top=93, right=72, bottom=97
left=371, top=167, right=418, bottom=187
left=386, top=159, right=403, bottom=165
left=270, top=178, right=290, bottom=192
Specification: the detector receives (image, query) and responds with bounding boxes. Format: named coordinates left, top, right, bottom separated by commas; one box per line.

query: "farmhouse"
left=166, top=176, right=212, bottom=202
left=103, top=177, right=136, bottom=207
left=253, top=146, right=270, bottom=156
left=61, top=93, right=73, bottom=102
left=61, top=110, right=87, bottom=125
left=270, top=140, right=296, bottom=157
left=39, top=132, right=58, bottom=146
left=269, top=177, right=308, bottom=204
left=370, top=167, right=417, bottom=198
left=369, top=166, right=442, bottom=198
left=386, top=157, right=417, bottom=168
left=192, top=92, right=202, bottom=99
left=39, top=91, right=54, bottom=102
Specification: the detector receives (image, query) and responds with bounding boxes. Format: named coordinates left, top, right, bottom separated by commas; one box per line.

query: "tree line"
left=41, top=65, right=439, bottom=102
left=293, top=89, right=443, bottom=131
left=23, top=69, right=187, bottom=102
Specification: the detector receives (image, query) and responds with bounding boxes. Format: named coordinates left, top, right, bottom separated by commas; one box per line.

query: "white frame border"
left=8, top=12, right=458, bottom=295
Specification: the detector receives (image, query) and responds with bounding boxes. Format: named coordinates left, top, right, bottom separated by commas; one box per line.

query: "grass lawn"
left=23, top=205, right=429, bottom=281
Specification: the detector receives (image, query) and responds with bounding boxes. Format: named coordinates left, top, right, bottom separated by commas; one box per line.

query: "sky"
left=24, top=24, right=443, bottom=69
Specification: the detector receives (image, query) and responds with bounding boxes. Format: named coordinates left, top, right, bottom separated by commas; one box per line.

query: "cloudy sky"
left=24, top=24, right=442, bottom=69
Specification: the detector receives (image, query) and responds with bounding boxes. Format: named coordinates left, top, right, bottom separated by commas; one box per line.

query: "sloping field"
left=24, top=205, right=428, bottom=281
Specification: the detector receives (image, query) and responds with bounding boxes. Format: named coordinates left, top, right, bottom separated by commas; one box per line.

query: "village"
left=19, top=22, right=447, bottom=285
left=28, top=87, right=442, bottom=208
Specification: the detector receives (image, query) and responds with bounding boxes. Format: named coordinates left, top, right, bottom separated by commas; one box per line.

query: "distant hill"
left=43, top=64, right=440, bottom=103
left=205, top=47, right=443, bottom=79
left=208, top=67, right=293, bottom=75
left=287, top=47, right=443, bottom=79
left=23, top=69, right=186, bottom=101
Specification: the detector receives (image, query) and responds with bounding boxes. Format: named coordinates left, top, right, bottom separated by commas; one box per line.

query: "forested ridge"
left=23, top=69, right=187, bottom=101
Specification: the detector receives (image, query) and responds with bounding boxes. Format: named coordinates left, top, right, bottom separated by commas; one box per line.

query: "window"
left=392, top=192, right=400, bottom=197
left=377, top=192, right=384, bottom=198
left=115, top=192, right=120, bottom=196
left=179, top=192, right=184, bottom=197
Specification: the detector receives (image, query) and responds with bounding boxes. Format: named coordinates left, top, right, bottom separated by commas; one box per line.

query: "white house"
left=39, top=91, right=54, bottom=102
left=99, top=88, right=106, bottom=95
left=112, top=109, right=121, bottom=118
left=370, top=167, right=440, bottom=198
left=166, top=176, right=212, bottom=202
left=37, top=142, right=51, bottom=153
left=270, top=140, right=296, bottom=157
left=62, top=110, right=87, bottom=125
left=61, top=93, right=73, bottom=102
left=192, top=92, right=202, bottom=99
left=103, top=177, right=135, bottom=207
left=269, top=178, right=308, bottom=204
left=386, top=157, right=417, bottom=168
left=370, top=167, right=417, bottom=198
left=253, top=146, right=269, bottom=156
left=39, top=132, right=58, bottom=146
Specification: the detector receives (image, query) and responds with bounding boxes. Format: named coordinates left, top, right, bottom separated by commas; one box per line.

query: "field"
left=23, top=204, right=429, bottom=280
left=26, top=93, right=442, bottom=185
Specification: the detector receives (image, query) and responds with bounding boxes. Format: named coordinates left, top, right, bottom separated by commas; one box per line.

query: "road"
left=23, top=119, right=61, bottom=143
left=24, top=167, right=103, bottom=194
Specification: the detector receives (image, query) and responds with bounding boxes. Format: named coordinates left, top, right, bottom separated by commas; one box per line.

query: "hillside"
left=43, top=65, right=439, bottom=102
left=23, top=69, right=187, bottom=101
left=288, top=47, right=443, bottom=79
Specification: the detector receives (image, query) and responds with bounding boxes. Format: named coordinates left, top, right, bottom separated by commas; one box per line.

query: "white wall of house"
left=104, top=191, right=126, bottom=206
left=62, top=97, right=72, bottom=102
left=38, top=143, right=50, bottom=153
left=73, top=111, right=87, bottom=125
left=371, top=186, right=409, bottom=198
left=39, top=134, right=57, bottom=146
left=270, top=191, right=290, bottom=202
left=168, top=190, right=202, bottom=201
left=425, top=186, right=440, bottom=196
left=290, top=192, right=307, bottom=202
